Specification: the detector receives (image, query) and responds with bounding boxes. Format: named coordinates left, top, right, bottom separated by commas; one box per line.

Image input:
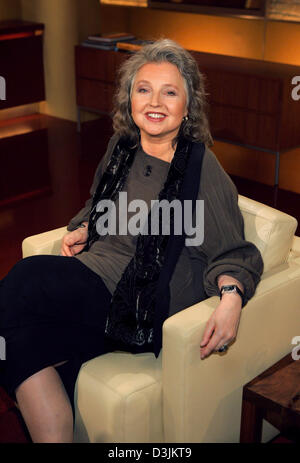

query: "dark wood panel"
left=75, top=46, right=115, bottom=82
left=114, top=50, right=130, bottom=75
left=209, top=106, right=280, bottom=150
left=191, top=49, right=300, bottom=78
left=76, top=78, right=114, bottom=113
left=0, top=29, right=45, bottom=109
left=0, top=128, right=51, bottom=207
left=256, top=114, right=280, bottom=150
left=0, top=20, right=44, bottom=35
left=279, top=76, right=300, bottom=150
left=204, top=69, right=281, bottom=114
left=209, top=105, right=247, bottom=144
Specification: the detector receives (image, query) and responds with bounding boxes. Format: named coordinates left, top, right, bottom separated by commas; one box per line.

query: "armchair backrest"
left=238, top=195, right=298, bottom=273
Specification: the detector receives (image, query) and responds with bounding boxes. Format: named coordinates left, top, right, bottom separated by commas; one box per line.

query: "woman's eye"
left=166, top=90, right=176, bottom=96
left=137, top=88, right=148, bottom=93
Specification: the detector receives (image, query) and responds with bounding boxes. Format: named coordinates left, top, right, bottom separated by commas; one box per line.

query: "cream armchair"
left=22, top=195, right=300, bottom=443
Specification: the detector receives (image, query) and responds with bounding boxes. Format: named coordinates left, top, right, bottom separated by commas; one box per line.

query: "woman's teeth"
left=147, top=113, right=165, bottom=118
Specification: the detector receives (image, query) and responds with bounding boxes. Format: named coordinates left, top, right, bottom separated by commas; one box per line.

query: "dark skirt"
left=0, top=255, right=130, bottom=410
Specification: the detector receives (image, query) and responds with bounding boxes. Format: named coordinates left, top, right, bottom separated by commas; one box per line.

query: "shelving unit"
left=75, top=45, right=300, bottom=186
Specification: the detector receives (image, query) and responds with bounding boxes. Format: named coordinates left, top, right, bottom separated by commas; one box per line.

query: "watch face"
left=222, top=285, right=235, bottom=292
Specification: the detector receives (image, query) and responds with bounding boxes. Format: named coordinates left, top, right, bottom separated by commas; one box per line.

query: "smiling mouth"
left=145, top=112, right=167, bottom=121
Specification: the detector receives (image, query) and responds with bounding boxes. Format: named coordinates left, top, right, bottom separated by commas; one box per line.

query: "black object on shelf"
left=81, top=40, right=117, bottom=50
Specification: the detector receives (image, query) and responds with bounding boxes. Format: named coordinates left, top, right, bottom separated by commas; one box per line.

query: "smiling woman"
left=0, top=39, right=264, bottom=443
left=112, top=39, right=213, bottom=150
left=130, top=62, right=188, bottom=161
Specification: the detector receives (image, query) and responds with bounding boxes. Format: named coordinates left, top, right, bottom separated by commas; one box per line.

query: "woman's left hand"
left=200, top=293, right=242, bottom=359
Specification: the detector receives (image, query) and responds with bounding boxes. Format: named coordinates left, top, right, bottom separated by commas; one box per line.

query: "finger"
left=200, top=319, right=215, bottom=348
left=62, top=243, right=73, bottom=257
left=201, top=332, right=225, bottom=359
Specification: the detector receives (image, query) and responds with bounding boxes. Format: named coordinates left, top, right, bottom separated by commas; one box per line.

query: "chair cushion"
left=74, top=351, right=163, bottom=443
left=238, top=195, right=298, bottom=273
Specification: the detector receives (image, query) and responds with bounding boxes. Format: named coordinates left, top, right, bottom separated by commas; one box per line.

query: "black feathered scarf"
left=84, top=135, right=205, bottom=357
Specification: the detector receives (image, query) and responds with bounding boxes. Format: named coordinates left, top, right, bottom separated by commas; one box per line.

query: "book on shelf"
left=116, top=39, right=154, bottom=52
left=81, top=39, right=116, bottom=50
left=87, top=32, right=136, bottom=43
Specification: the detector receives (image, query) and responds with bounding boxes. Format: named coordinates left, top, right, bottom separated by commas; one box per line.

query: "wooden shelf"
left=148, top=1, right=265, bottom=19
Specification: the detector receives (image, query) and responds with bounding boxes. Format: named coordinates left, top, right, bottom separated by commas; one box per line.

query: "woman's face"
left=131, top=61, right=188, bottom=143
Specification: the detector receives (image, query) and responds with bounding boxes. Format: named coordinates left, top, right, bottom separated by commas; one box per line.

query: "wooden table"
left=240, top=353, right=300, bottom=443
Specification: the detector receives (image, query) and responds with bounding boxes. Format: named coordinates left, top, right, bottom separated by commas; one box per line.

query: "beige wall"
left=128, top=9, right=266, bottom=60
left=0, top=0, right=21, bottom=20
left=265, top=20, right=300, bottom=65
left=20, top=0, right=102, bottom=122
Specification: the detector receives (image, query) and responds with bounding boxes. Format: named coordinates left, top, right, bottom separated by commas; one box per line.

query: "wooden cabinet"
left=75, top=45, right=300, bottom=184
left=75, top=46, right=127, bottom=115
left=0, top=20, right=45, bottom=110
left=190, top=51, right=300, bottom=154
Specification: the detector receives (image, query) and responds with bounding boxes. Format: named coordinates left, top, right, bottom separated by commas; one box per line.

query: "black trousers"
left=0, top=255, right=124, bottom=412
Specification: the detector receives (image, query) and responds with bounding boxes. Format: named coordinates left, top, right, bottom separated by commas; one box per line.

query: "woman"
left=0, top=39, right=263, bottom=443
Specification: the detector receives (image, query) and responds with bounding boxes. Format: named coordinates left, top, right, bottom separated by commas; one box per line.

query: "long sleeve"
left=67, top=133, right=119, bottom=232
left=198, top=147, right=264, bottom=306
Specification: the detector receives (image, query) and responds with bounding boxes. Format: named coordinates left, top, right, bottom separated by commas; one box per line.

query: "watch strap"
left=219, top=284, right=245, bottom=308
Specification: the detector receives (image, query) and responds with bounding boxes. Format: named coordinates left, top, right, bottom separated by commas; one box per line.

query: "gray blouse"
left=67, top=134, right=263, bottom=315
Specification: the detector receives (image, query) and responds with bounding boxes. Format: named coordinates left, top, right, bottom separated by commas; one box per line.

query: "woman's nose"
left=150, top=91, right=161, bottom=106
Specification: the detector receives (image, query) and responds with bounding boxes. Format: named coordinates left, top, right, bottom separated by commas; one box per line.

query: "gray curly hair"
left=112, top=38, right=213, bottom=147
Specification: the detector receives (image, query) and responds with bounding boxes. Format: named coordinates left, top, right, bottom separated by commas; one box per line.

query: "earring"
left=183, top=115, right=188, bottom=122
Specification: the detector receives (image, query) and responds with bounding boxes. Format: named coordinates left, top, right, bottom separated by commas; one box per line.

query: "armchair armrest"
left=22, top=226, right=68, bottom=258
left=289, top=235, right=300, bottom=259
left=162, top=258, right=300, bottom=443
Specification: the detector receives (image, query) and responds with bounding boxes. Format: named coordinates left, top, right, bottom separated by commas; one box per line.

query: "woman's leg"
left=0, top=255, right=113, bottom=442
left=15, top=364, right=73, bottom=443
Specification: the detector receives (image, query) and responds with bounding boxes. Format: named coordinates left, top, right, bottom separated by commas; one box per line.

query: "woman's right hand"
left=61, top=223, right=88, bottom=257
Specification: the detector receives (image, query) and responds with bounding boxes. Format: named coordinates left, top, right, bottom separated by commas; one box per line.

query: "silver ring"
left=218, top=344, right=229, bottom=353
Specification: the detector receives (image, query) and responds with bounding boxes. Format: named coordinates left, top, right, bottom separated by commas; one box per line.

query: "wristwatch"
left=219, top=285, right=245, bottom=308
